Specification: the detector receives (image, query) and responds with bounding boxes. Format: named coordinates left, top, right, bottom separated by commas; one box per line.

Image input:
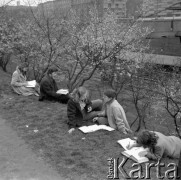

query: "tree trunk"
left=0, top=53, right=11, bottom=72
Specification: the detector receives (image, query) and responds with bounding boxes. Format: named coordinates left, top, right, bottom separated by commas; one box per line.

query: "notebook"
left=56, top=89, right=69, bottom=95
left=26, top=80, right=36, bottom=87
left=79, top=124, right=115, bottom=133
left=118, top=138, right=149, bottom=164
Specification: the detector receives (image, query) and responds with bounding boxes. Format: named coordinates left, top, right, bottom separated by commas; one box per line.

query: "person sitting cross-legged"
left=11, top=62, right=39, bottom=96
left=93, top=89, right=132, bottom=135
left=39, top=66, right=69, bottom=104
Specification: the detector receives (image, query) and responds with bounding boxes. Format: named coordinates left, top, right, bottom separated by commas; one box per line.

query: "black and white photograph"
left=0, top=0, right=181, bottom=179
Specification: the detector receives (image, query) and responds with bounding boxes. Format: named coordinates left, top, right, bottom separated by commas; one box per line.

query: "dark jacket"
left=67, top=98, right=92, bottom=128
left=39, top=74, right=69, bottom=103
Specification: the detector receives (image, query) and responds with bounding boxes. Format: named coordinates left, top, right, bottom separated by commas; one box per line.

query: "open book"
left=117, top=138, right=136, bottom=151
left=26, top=80, right=36, bottom=88
left=79, top=124, right=115, bottom=133
left=56, top=89, right=69, bottom=95
left=118, top=138, right=149, bottom=164
left=121, top=147, right=149, bottom=164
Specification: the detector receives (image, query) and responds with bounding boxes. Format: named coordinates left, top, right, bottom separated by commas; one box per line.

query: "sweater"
left=105, top=99, right=131, bottom=132
left=146, top=131, right=181, bottom=160
left=11, top=66, right=37, bottom=96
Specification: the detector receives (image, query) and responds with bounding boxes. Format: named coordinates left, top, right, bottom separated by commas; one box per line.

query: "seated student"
left=94, top=89, right=132, bottom=134
left=11, top=62, right=39, bottom=96
left=127, top=130, right=181, bottom=161
left=39, top=66, right=69, bottom=104
left=67, top=86, right=103, bottom=133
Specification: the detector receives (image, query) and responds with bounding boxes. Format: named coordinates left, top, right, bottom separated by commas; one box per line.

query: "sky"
left=1, top=0, right=50, bottom=6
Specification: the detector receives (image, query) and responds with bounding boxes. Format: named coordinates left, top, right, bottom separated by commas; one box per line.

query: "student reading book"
left=39, top=67, right=69, bottom=103
left=128, top=130, right=181, bottom=161
left=11, top=62, right=39, bottom=96
left=79, top=124, right=115, bottom=133
left=118, top=138, right=149, bottom=163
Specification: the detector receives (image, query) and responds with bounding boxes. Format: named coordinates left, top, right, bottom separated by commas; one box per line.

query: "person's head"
left=136, top=130, right=158, bottom=149
left=18, top=62, right=29, bottom=73
left=47, top=66, right=58, bottom=79
left=71, top=86, right=90, bottom=103
left=103, top=89, right=116, bottom=103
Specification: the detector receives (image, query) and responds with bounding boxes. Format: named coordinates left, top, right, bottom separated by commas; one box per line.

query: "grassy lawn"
left=0, top=69, right=179, bottom=180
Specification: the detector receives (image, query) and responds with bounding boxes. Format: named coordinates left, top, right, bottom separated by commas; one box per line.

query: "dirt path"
left=0, top=116, right=64, bottom=180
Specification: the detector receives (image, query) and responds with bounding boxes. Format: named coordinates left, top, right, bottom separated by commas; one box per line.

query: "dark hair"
left=18, top=62, right=29, bottom=76
left=104, top=89, right=116, bottom=99
left=137, top=130, right=158, bottom=149
left=19, top=62, right=29, bottom=71
left=47, top=66, right=58, bottom=75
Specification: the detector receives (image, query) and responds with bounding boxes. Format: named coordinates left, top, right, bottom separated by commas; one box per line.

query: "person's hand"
left=93, top=117, right=98, bottom=123
left=138, top=151, right=147, bottom=157
left=87, top=106, right=92, bottom=113
left=118, top=127, right=128, bottom=135
left=122, top=130, right=128, bottom=135
left=35, top=82, right=39, bottom=88
left=23, top=82, right=28, bottom=86
left=126, top=140, right=137, bottom=150
left=126, top=143, right=131, bottom=150
left=126, top=142, right=135, bottom=150
left=126, top=128, right=133, bottom=134
left=68, top=128, right=75, bottom=134
left=79, top=102, right=86, bottom=110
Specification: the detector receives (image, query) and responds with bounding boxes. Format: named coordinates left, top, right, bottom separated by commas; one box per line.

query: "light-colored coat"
left=105, top=99, right=131, bottom=132
left=11, top=66, right=37, bottom=96
left=147, top=131, right=181, bottom=160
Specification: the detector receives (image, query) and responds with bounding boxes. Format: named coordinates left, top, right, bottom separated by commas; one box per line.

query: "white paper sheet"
left=26, top=80, right=36, bottom=87
left=79, top=124, right=115, bottom=133
left=56, top=89, right=69, bottom=95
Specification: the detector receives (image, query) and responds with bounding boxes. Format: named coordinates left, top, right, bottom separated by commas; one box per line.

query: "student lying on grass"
left=93, top=89, right=132, bottom=135
left=67, top=86, right=103, bottom=134
left=11, top=62, right=40, bottom=96
left=126, top=130, right=181, bottom=160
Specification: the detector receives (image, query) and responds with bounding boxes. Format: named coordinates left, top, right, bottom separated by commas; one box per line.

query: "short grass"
left=0, top=69, right=180, bottom=180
